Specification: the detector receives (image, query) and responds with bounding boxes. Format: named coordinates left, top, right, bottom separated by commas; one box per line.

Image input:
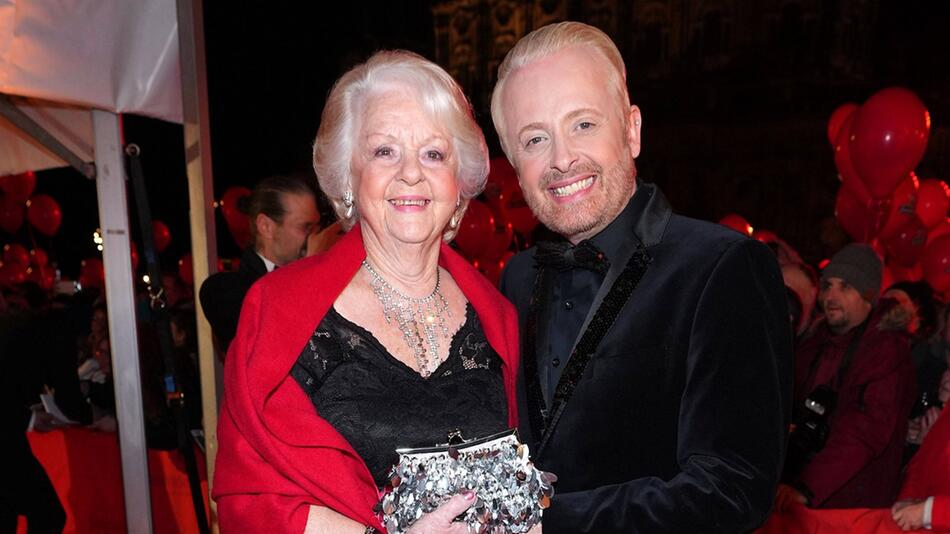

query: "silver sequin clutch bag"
left=378, top=429, right=556, bottom=533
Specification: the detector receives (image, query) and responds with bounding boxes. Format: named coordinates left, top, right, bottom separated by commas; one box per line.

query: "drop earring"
left=343, top=190, right=354, bottom=219
left=449, top=198, right=461, bottom=229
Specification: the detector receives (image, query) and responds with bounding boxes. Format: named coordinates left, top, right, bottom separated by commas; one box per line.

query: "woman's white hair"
left=313, top=50, right=489, bottom=233
left=490, top=21, right=630, bottom=162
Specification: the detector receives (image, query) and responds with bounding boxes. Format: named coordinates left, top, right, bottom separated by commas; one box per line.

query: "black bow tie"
left=534, top=240, right=610, bottom=274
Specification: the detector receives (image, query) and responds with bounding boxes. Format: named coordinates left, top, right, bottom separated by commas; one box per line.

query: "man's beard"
left=524, top=157, right=635, bottom=242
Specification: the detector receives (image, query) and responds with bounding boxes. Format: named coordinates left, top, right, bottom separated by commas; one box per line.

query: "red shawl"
left=212, top=226, right=520, bottom=533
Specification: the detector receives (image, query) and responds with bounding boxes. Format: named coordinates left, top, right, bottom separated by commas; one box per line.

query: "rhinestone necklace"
left=362, top=259, right=451, bottom=377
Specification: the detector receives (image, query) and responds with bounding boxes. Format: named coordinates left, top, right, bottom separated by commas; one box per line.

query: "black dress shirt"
left=537, top=193, right=640, bottom=404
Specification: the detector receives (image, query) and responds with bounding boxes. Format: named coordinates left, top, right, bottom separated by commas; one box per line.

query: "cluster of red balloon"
left=827, top=88, right=950, bottom=293
left=0, top=243, right=53, bottom=288
left=0, top=172, right=63, bottom=237
left=0, top=172, right=63, bottom=289
left=454, top=158, right=538, bottom=285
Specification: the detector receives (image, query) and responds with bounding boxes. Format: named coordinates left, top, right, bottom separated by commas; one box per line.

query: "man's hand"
left=774, top=483, right=808, bottom=512
left=306, top=221, right=344, bottom=257
left=907, top=416, right=923, bottom=444
left=31, top=410, right=62, bottom=432
left=891, top=499, right=927, bottom=531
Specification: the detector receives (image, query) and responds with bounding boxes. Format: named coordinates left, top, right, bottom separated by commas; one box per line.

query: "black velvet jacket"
left=501, top=182, right=793, bottom=533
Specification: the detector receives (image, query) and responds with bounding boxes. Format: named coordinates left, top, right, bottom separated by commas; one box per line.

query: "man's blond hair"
left=490, top=21, right=630, bottom=161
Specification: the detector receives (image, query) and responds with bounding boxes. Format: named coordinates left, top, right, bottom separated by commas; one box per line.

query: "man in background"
left=782, top=243, right=916, bottom=509
left=200, top=174, right=319, bottom=355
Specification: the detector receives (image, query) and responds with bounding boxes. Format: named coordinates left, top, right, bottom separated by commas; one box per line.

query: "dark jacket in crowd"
left=793, top=298, right=917, bottom=508
left=199, top=247, right=267, bottom=355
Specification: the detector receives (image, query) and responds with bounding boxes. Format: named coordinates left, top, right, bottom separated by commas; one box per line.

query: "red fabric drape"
left=18, top=428, right=208, bottom=534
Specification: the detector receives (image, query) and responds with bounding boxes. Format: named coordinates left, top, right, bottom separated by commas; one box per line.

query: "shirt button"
left=552, top=358, right=561, bottom=368
left=564, top=300, right=574, bottom=310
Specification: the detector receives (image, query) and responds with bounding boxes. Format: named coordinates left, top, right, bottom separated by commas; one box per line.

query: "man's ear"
left=626, top=105, right=642, bottom=160
left=256, top=213, right=276, bottom=240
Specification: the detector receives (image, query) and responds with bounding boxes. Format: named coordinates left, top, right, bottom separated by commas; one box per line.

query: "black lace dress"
left=291, top=303, right=508, bottom=486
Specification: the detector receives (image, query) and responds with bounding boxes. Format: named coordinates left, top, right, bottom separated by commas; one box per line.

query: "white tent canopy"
left=0, top=2, right=218, bottom=532
left=0, top=0, right=182, bottom=175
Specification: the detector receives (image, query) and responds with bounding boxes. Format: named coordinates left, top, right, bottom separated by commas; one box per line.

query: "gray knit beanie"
left=821, top=244, right=883, bottom=304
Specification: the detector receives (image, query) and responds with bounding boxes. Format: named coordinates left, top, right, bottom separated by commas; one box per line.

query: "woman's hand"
left=891, top=499, right=927, bottom=531
left=406, top=491, right=476, bottom=534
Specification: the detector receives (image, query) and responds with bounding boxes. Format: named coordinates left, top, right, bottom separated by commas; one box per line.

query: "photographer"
left=779, top=244, right=917, bottom=509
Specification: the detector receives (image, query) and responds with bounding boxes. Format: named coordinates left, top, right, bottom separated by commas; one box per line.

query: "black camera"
left=784, top=385, right=837, bottom=478
left=911, top=390, right=945, bottom=418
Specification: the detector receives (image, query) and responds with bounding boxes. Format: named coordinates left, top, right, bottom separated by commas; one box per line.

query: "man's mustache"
left=540, top=162, right=602, bottom=189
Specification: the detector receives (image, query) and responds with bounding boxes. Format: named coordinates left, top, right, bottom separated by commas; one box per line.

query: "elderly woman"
left=212, top=51, right=521, bottom=534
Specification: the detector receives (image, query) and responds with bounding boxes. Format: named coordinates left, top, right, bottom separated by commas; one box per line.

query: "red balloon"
left=228, top=218, right=252, bottom=249
left=835, top=186, right=872, bottom=242
left=130, top=241, right=139, bottom=272
left=477, top=205, right=514, bottom=262
left=927, top=219, right=950, bottom=247
left=454, top=200, right=496, bottom=260
left=27, top=266, right=55, bottom=290
left=486, top=157, right=539, bottom=236
left=221, top=186, right=251, bottom=225
left=178, top=254, right=194, bottom=285
left=753, top=229, right=779, bottom=244
left=827, top=102, right=859, bottom=146
left=3, top=243, right=30, bottom=266
left=887, top=262, right=923, bottom=284
left=850, top=87, right=930, bottom=199
left=922, top=234, right=950, bottom=292
left=834, top=113, right=872, bottom=204
left=30, top=248, right=48, bottom=268
left=507, top=206, right=539, bottom=238
left=719, top=213, right=753, bottom=236
left=221, top=186, right=252, bottom=248
left=0, top=196, right=24, bottom=234
left=485, top=157, right=518, bottom=218
left=26, top=194, right=62, bottom=236
left=878, top=173, right=919, bottom=240
left=0, top=171, right=36, bottom=203
left=884, top=215, right=928, bottom=267
left=79, top=258, right=105, bottom=290
left=152, top=220, right=171, bottom=252
left=0, top=261, right=27, bottom=286
left=915, top=179, right=950, bottom=230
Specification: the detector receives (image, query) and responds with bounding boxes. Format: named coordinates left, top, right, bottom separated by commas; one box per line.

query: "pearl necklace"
left=362, top=259, right=451, bottom=377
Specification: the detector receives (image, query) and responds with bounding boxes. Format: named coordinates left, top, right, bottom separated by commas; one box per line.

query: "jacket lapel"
left=568, top=182, right=672, bottom=358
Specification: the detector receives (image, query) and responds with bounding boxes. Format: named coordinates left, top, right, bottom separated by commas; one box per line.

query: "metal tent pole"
left=92, top=109, right=153, bottom=534
left=176, top=1, right=222, bottom=530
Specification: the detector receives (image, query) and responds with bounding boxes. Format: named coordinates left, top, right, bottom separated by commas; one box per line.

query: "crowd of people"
left=3, top=19, right=949, bottom=534
left=0, top=266, right=205, bottom=528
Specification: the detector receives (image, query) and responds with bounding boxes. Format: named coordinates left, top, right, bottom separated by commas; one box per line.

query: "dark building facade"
left=431, top=0, right=950, bottom=264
